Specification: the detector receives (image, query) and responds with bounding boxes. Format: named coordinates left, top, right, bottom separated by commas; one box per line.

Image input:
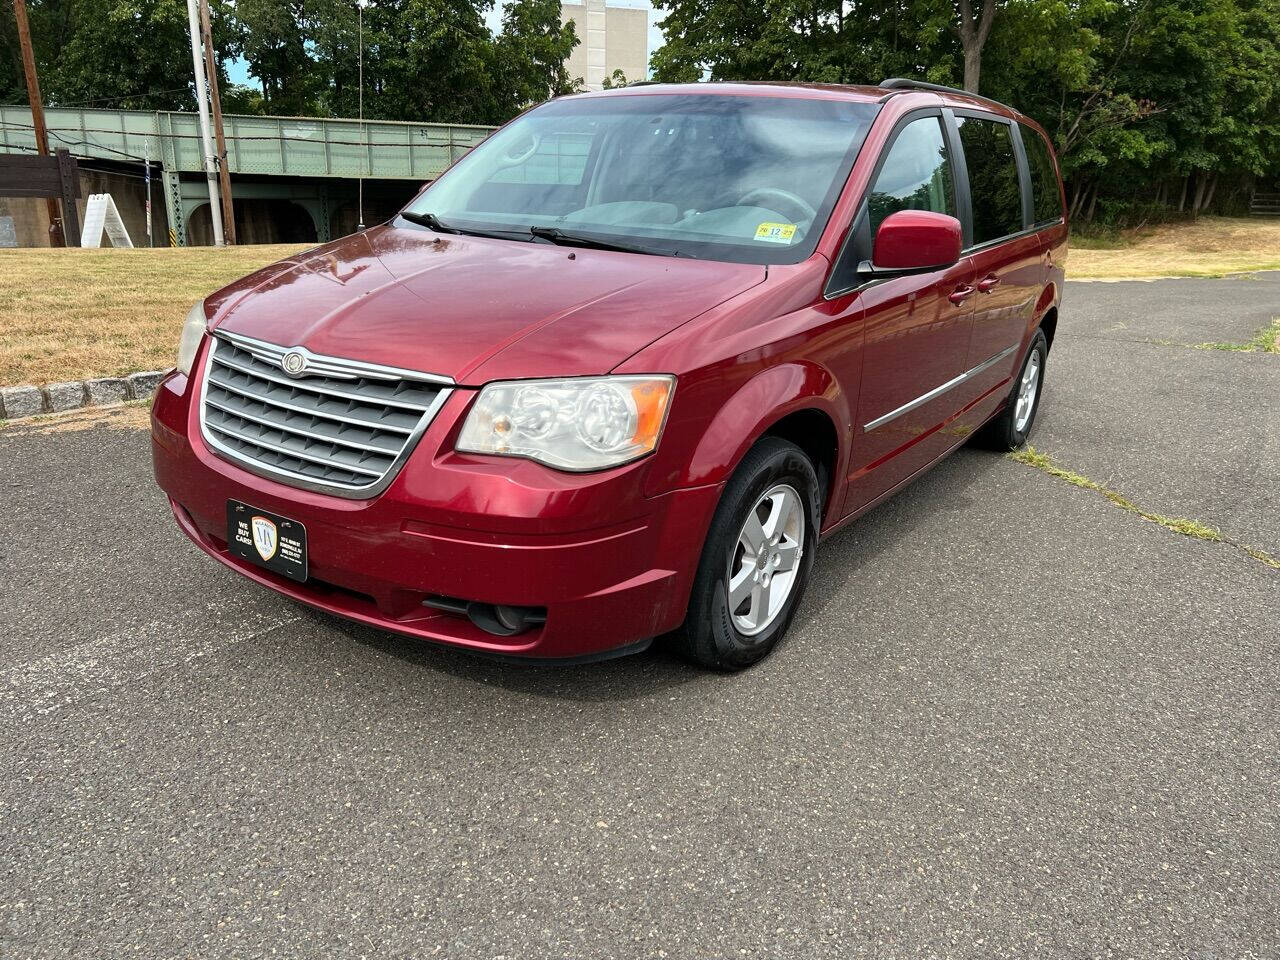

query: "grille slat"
left=205, top=393, right=404, bottom=456
left=207, top=366, right=420, bottom=435
left=200, top=335, right=451, bottom=497
left=205, top=416, right=391, bottom=477
left=212, top=352, right=439, bottom=412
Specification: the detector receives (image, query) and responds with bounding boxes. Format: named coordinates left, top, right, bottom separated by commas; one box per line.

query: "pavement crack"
left=0, top=607, right=303, bottom=724
left=1007, top=447, right=1280, bottom=571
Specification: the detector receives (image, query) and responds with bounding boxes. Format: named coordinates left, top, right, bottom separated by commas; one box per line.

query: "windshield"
left=403, top=93, right=879, bottom=264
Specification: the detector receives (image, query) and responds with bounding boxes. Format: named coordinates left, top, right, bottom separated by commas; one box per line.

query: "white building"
left=561, top=0, right=649, bottom=91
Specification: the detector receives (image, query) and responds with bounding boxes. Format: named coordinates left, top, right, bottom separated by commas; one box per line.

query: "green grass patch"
left=1195, top=318, right=1280, bottom=354
left=1068, top=225, right=1132, bottom=250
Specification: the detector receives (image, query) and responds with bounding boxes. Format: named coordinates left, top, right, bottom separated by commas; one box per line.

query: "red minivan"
left=152, top=79, right=1067, bottom=670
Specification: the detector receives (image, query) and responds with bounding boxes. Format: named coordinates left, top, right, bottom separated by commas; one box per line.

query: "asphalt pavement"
left=1, top=274, right=1277, bottom=959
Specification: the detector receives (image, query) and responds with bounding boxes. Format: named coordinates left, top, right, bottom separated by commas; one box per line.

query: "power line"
left=50, top=88, right=192, bottom=108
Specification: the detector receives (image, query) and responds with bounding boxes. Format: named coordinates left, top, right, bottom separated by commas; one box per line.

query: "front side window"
left=405, top=95, right=879, bottom=265
left=866, top=115, right=956, bottom=236
left=1021, top=125, right=1063, bottom=225
left=956, top=116, right=1023, bottom=244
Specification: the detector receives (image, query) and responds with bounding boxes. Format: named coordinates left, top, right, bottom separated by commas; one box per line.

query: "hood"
left=208, top=224, right=767, bottom=384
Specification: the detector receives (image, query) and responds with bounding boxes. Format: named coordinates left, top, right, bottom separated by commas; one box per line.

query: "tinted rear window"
left=1021, top=125, right=1063, bottom=225
left=956, top=116, right=1023, bottom=244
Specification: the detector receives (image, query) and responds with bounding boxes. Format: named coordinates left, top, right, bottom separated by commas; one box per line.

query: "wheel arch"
left=761, top=409, right=841, bottom=523
left=1034, top=282, right=1060, bottom=351
left=1039, top=304, right=1059, bottom=351
left=664, top=361, right=850, bottom=525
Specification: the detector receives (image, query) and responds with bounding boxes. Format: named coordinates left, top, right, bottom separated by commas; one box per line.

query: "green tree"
left=1, top=0, right=239, bottom=112
left=599, top=67, right=628, bottom=88
left=496, top=0, right=578, bottom=106
left=347, top=0, right=499, bottom=122
left=237, top=0, right=320, bottom=114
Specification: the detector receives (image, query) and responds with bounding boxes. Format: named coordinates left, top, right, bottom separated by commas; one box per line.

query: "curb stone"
left=0, top=385, right=43, bottom=420
left=86, top=378, right=129, bottom=406
left=46, top=381, right=88, bottom=413
left=0, top=370, right=170, bottom=423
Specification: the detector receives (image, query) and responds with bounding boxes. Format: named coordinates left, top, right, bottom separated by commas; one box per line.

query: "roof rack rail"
left=878, top=77, right=1015, bottom=113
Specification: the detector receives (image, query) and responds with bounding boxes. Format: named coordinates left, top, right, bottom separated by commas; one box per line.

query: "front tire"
left=675, top=437, right=820, bottom=671
left=975, top=329, right=1048, bottom=451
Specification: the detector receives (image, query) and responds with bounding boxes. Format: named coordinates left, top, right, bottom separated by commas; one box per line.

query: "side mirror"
left=862, top=210, right=963, bottom=276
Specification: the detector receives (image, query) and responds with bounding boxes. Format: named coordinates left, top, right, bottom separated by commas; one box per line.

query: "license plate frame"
left=226, top=500, right=308, bottom=582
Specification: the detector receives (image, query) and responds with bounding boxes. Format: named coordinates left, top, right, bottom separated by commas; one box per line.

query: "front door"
left=839, top=113, right=977, bottom=517
left=952, top=114, right=1041, bottom=407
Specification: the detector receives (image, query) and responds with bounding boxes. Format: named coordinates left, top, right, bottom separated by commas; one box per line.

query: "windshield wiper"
left=528, top=226, right=671, bottom=257
left=400, top=211, right=531, bottom=242
left=400, top=211, right=459, bottom=233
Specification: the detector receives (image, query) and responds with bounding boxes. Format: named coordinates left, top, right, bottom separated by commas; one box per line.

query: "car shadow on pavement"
left=315, top=610, right=707, bottom=702
left=303, top=444, right=1004, bottom=703
left=803, top=446, right=1000, bottom=622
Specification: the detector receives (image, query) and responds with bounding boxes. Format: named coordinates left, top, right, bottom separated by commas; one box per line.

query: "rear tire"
left=675, top=437, right=820, bottom=671
left=975, top=329, right=1048, bottom=451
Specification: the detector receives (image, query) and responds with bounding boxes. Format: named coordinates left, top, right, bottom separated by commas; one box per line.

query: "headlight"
left=457, top=376, right=675, bottom=471
left=176, top=300, right=208, bottom=376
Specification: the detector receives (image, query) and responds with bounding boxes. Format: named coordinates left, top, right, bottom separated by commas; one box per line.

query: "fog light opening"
left=467, top=602, right=546, bottom=636
left=423, top=595, right=547, bottom=636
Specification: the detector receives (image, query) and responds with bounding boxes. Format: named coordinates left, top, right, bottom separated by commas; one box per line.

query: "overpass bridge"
left=0, top=105, right=494, bottom=245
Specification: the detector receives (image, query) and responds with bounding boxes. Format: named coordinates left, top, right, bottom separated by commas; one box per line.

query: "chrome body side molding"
left=863, top=344, right=1018, bottom=432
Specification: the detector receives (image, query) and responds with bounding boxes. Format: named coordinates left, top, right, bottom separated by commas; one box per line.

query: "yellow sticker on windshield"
left=755, top=222, right=797, bottom=244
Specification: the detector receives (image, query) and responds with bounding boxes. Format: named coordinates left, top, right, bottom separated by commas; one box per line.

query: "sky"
left=227, top=0, right=665, bottom=89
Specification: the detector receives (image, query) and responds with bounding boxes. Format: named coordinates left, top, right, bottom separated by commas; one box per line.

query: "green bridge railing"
left=0, top=105, right=496, bottom=244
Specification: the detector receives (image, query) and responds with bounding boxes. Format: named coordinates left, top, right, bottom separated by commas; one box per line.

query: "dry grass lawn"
left=0, top=244, right=308, bottom=387
left=2, top=217, right=1278, bottom=387
left=1070, top=216, right=1280, bottom=279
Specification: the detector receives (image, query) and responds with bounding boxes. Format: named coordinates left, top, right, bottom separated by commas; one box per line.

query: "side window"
left=1021, top=125, right=1063, bottom=225
left=956, top=116, right=1023, bottom=243
left=867, top=116, right=956, bottom=236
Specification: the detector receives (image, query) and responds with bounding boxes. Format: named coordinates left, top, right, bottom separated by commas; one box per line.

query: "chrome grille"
left=199, top=331, right=452, bottom=497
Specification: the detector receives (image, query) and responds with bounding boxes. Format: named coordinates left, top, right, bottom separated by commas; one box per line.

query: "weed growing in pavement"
left=1196, top=318, right=1280, bottom=354
left=1007, top=447, right=1279, bottom=568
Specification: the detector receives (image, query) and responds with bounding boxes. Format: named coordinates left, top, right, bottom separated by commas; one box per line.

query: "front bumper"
left=151, top=365, right=720, bottom=659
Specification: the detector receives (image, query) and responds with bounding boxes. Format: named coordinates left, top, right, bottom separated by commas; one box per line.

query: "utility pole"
left=197, top=0, right=236, bottom=244
left=185, top=0, right=224, bottom=245
left=144, top=140, right=153, bottom=247
left=12, top=0, right=64, bottom=246
left=356, top=0, right=365, bottom=231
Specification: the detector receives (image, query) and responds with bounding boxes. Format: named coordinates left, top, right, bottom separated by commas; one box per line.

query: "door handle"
left=948, top=284, right=976, bottom=305
left=977, top=274, right=1001, bottom=293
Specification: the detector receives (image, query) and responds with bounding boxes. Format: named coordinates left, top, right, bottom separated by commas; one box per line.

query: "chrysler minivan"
left=152, top=79, right=1067, bottom=670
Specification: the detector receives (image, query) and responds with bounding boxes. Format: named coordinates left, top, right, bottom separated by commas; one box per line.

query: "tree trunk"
left=1068, top=181, right=1085, bottom=220
left=1191, top=173, right=1208, bottom=218
left=963, top=46, right=982, bottom=94
left=1085, top=181, right=1100, bottom=222
left=955, top=0, right=998, bottom=93
left=1200, top=173, right=1219, bottom=212
left=1177, top=175, right=1188, bottom=212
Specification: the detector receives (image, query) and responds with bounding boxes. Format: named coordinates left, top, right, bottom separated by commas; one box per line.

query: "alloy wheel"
left=1014, top=352, right=1041, bottom=434
left=726, top=483, right=805, bottom=637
